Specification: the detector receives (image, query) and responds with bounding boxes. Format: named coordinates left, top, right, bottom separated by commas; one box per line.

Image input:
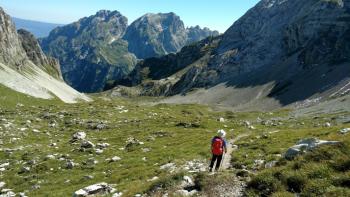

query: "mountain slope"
left=40, top=10, right=137, bottom=93
left=12, top=17, right=62, bottom=38
left=123, top=13, right=219, bottom=59
left=0, top=7, right=90, bottom=103
left=112, top=0, right=350, bottom=110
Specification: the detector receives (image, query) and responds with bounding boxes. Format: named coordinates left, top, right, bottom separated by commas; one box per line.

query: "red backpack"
left=212, top=137, right=224, bottom=155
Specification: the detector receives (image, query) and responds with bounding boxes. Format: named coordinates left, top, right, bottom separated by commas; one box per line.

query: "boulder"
left=285, top=138, right=339, bottom=159
left=73, top=182, right=115, bottom=197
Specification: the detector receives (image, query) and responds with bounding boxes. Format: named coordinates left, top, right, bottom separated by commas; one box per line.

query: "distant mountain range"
left=112, top=0, right=350, bottom=110
left=40, top=11, right=219, bottom=92
left=12, top=17, right=62, bottom=38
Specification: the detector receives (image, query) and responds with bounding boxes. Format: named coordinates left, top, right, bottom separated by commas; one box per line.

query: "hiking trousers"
left=209, top=154, right=223, bottom=171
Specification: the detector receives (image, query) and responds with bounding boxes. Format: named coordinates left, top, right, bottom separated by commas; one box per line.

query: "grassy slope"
left=0, top=85, right=349, bottom=196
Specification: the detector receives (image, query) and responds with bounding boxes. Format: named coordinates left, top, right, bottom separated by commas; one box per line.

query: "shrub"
left=286, top=174, right=307, bottom=193
left=247, top=172, right=283, bottom=196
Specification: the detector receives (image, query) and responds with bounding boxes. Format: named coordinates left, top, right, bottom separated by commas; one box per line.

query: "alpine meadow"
left=0, top=0, right=350, bottom=196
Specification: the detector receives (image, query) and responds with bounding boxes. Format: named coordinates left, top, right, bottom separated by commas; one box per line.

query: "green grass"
left=1, top=86, right=350, bottom=196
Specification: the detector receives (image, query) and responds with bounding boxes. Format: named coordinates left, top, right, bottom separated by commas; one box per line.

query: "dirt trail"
left=222, top=133, right=250, bottom=170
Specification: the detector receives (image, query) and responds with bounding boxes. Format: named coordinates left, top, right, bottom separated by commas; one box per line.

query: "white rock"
left=81, top=140, right=95, bottom=149
left=0, top=190, right=16, bottom=197
left=181, top=176, right=194, bottom=188
left=324, top=122, right=331, bottom=127
left=0, top=182, right=5, bottom=189
left=73, top=182, right=114, bottom=197
left=72, top=132, right=86, bottom=140
left=176, top=189, right=198, bottom=196
left=160, top=163, right=176, bottom=172
left=111, top=156, right=121, bottom=162
left=95, top=149, right=103, bottom=155
left=147, top=176, right=159, bottom=182
left=285, top=138, right=339, bottom=159
left=219, top=117, right=225, bottom=122
left=112, top=192, right=123, bottom=197
left=340, top=128, right=350, bottom=134
left=0, top=163, right=9, bottom=168
left=45, top=155, right=55, bottom=160
left=265, top=161, right=278, bottom=168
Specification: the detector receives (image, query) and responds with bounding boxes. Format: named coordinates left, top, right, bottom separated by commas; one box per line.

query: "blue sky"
left=1, top=0, right=260, bottom=33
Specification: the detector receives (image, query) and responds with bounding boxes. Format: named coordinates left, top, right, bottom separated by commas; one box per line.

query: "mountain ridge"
left=40, top=10, right=219, bottom=92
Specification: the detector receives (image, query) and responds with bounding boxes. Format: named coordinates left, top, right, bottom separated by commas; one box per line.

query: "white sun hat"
left=217, top=129, right=226, bottom=137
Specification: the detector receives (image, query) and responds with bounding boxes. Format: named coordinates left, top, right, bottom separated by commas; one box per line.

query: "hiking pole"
left=220, top=152, right=225, bottom=171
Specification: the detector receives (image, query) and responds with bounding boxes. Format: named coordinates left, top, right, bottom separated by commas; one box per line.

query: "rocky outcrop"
left=40, top=10, right=137, bottom=92
left=123, top=13, right=219, bottom=59
left=0, top=7, right=90, bottom=103
left=0, top=7, right=27, bottom=70
left=17, top=29, right=61, bottom=79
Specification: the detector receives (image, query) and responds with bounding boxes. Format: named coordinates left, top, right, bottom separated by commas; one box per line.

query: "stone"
left=112, top=192, right=123, bottom=197
left=219, top=117, right=225, bottom=122
left=45, top=155, right=55, bottom=160
left=73, top=182, right=115, bottom=197
left=95, top=149, right=103, bottom=155
left=0, top=190, right=15, bottom=197
left=81, top=141, right=95, bottom=149
left=66, top=160, right=75, bottom=169
left=160, top=163, right=176, bottom=172
left=72, top=132, right=86, bottom=141
left=181, top=176, right=194, bottom=188
left=324, top=122, right=331, bottom=127
left=340, top=128, right=350, bottom=134
left=175, top=189, right=198, bottom=196
left=0, top=182, right=5, bottom=189
left=96, top=143, right=110, bottom=149
left=147, top=176, right=159, bottom=182
left=19, top=166, right=30, bottom=174
left=111, top=156, right=121, bottom=162
left=265, top=161, right=278, bottom=168
left=285, top=138, right=340, bottom=159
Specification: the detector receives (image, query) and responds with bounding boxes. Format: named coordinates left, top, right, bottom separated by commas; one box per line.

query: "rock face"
left=40, top=10, right=137, bottom=93
left=124, top=13, right=219, bottom=59
left=0, top=7, right=90, bottom=103
left=112, top=0, right=350, bottom=110
left=17, top=29, right=61, bottom=79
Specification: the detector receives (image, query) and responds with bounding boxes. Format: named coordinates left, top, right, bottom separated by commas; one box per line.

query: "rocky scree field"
left=0, top=84, right=349, bottom=196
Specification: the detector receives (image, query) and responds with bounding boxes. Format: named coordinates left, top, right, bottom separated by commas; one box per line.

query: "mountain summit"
left=40, top=10, right=218, bottom=92
left=40, top=10, right=137, bottom=93
left=124, top=12, right=219, bottom=59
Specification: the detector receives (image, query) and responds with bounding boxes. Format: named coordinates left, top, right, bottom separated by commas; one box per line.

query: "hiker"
left=209, top=129, right=227, bottom=172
